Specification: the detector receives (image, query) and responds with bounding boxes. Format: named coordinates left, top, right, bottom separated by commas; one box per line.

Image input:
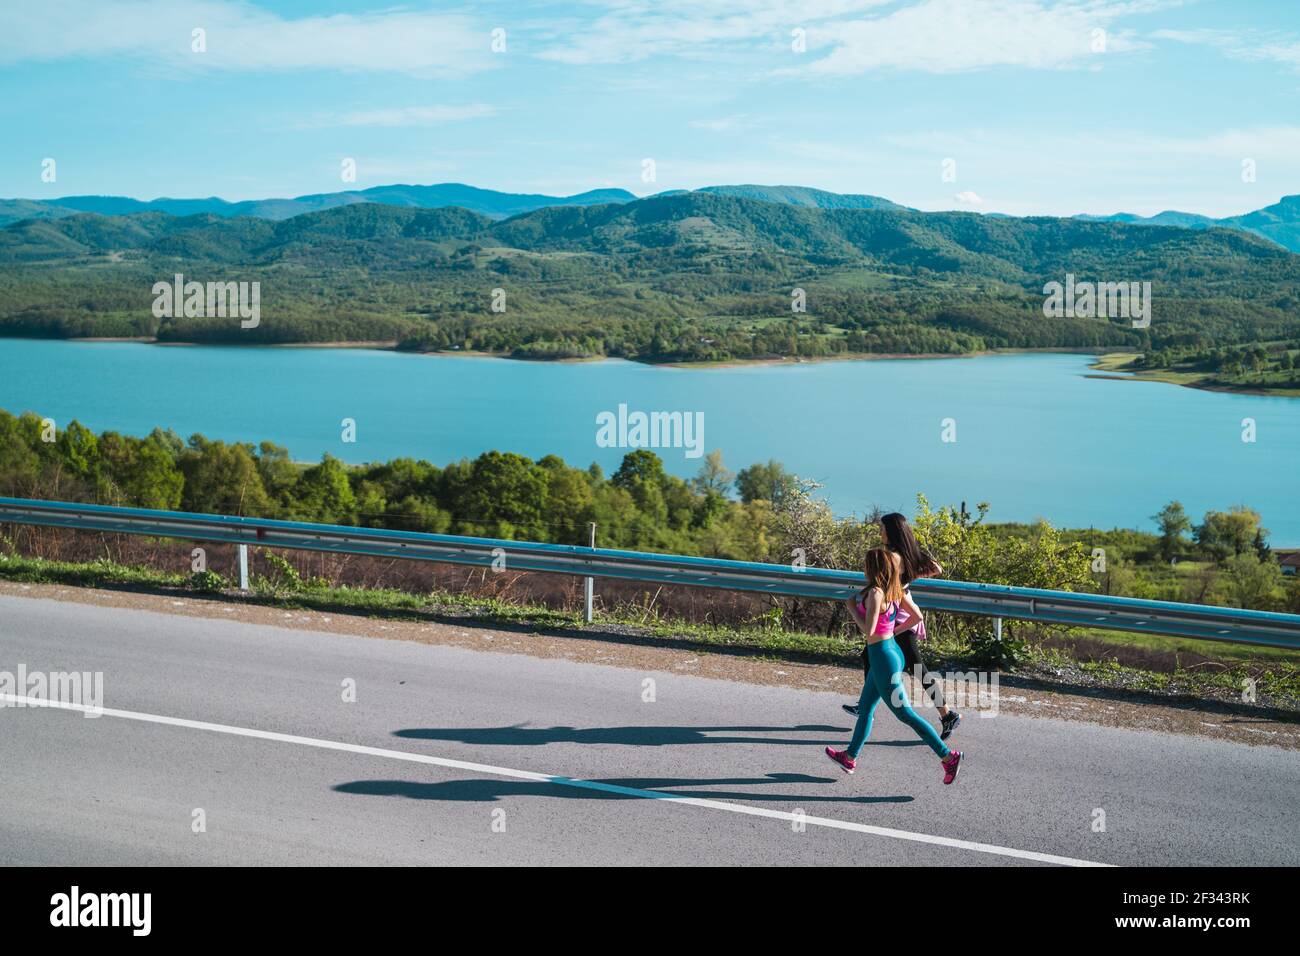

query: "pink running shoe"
left=825, top=747, right=856, bottom=774
left=941, top=750, right=962, bottom=785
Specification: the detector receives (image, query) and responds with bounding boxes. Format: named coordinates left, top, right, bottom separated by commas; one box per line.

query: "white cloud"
left=529, top=0, right=1174, bottom=74
left=887, top=124, right=1300, bottom=217
left=689, top=115, right=754, bottom=131
left=0, top=0, right=1187, bottom=80
left=305, top=104, right=501, bottom=129
left=955, top=190, right=984, bottom=205
left=802, top=0, right=1168, bottom=76
left=0, top=0, right=495, bottom=77
left=1155, top=28, right=1300, bottom=70
left=536, top=0, right=891, bottom=65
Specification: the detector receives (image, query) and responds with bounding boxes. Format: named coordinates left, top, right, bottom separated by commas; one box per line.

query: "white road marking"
left=3, top=692, right=1111, bottom=867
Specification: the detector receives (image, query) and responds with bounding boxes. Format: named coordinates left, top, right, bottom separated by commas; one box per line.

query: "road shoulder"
left=2, top=579, right=1296, bottom=752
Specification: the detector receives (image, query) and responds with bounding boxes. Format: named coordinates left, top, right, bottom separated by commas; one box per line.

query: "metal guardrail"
left=2, top=496, right=1299, bottom=650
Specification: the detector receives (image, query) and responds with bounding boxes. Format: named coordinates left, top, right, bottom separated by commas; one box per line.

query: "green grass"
left=1073, top=626, right=1300, bottom=664
left=0, top=554, right=184, bottom=588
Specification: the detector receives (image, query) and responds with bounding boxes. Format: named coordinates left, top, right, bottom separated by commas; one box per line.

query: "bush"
left=911, top=495, right=1091, bottom=667
left=189, top=569, right=230, bottom=593
left=966, top=622, right=1030, bottom=669
left=254, top=550, right=303, bottom=595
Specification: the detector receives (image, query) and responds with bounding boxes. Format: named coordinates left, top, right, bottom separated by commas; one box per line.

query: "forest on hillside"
left=2, top=194, right=1298, bottom=366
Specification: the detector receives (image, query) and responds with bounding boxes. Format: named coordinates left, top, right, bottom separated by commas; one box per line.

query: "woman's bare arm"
left=895, top=591, right=924, bottom=633
left=847, top=588, right=883, bottom=639
left=845, top=593, right=869, bottom=637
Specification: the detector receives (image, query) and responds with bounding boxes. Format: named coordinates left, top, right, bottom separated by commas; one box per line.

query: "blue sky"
left=2, top=0, right=1300, bottom=217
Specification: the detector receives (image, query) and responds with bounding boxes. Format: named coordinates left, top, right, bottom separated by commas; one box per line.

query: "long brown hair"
left=863, top=548, right=903, bottom=605
left=880, top=512, right=932, bottom=586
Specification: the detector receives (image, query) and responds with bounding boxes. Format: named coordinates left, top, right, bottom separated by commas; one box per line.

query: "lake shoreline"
left=15, top=334, right=1297, bottom=396
left=659, top=346, right=1126, bottom=369
left=1087, top=353, right=1300, bottom=398
left=44, top=334, right=1129, bottom=370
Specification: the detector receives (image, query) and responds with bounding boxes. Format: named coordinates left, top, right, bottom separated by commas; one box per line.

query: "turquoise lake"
left=1, top=339, right=1296, bottom=543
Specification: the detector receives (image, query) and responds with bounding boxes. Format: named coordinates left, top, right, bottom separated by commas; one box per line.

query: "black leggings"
left=861, top=629, right=946, bottom=711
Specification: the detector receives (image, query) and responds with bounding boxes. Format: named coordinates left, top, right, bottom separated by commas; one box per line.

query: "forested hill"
left=0, top=183, right=640, bottom=224
left=0, top=183, right=901, bottom=227
left=2, top=193, right=1298, bottom=364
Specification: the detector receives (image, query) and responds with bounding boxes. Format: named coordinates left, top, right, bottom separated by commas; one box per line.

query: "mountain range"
left=0, top=183, right=635, bottom=225
left=3, top=190, right=1287, bottom=275
left=0, top=183, right=901, bottom=228
left=2, top=180, right=1297, bottom=251
left=2, top=190, right=1296, bottom=368
left=1078, top=195, right=1300, bottom=254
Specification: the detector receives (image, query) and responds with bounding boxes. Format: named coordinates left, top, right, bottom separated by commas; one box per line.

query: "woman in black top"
left=843, top=513, right=961, bottom=740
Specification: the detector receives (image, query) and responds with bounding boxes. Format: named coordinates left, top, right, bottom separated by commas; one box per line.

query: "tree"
left=1223, top=552, right=1283, bottom=610
left=55, top=420, right=102, bottom=497
left=389, top=495, right=450, bottom=534
left=735, top=459, right=796, bottom=505
left=179, top=437, right=273, bottom=516
left=692, top=489, right=729, bottom=530
left=292, top=455, right=358, bottom=525
left=352, top=479, right=387, bottom=525
left=1195, top=506, right=1264, bottom=563
left=121, top=435, right=184, bottom=510
left=1252, top=528, right=1271, bottom=562
left=539, top=463, right=595, bottom=542
left=690, top=450, right=733, bottom=497
left=450, top=451, right=548, bottom=538
left=0, top=411, right=42, bottom=497
left=612, top=450, right=666, bottom=491
left=1151, top=500, right=1191, bottom=562
left=146, top=428, right=185, bottom=459
left=661, top=475, right=696, bottom=531
left=609, top=450, right=670, bottom=529
left=255, top=442, right=299, bottom=505
left=1286, top=578, right=1300, bottom=615
left=589, top=484, right=645, bottom=549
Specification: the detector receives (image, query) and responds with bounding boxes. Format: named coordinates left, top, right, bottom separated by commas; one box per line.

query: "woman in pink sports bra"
left=843, top=513, right=960, bottom=742
left=858, top=592, right=898, bottom=637
left=825, top=548, right=962, bottom=785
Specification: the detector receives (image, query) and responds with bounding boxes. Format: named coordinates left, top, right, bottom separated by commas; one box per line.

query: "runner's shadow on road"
left=861, top=739, right=928, bottom=747
left=392, top=724, right=849, bottom=747
left=333, top=773, right=913, bottom=805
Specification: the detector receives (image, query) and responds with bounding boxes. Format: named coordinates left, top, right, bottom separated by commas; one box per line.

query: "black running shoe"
left=940, top=711, right=961, bottom=740
left=842, top=703, right=859, bottom=717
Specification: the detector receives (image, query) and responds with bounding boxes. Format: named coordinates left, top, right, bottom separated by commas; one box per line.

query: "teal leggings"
left=847, top=638, right=950, bottom=760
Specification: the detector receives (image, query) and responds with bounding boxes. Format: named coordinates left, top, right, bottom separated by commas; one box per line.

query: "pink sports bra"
left=857, top=593, right=899, bottom=637
left=860, top=588, right=926, bottom=640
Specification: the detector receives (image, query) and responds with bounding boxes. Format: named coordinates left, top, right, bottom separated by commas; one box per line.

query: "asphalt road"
left=1, top=594, right=1296, bottom=866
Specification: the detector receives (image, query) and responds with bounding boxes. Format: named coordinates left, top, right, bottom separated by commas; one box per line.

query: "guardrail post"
left=584, top=522, right=596, bottom=623
left=994, top=616, right=1002, bottom=641
left=238, top=544, right=249, bottom=591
